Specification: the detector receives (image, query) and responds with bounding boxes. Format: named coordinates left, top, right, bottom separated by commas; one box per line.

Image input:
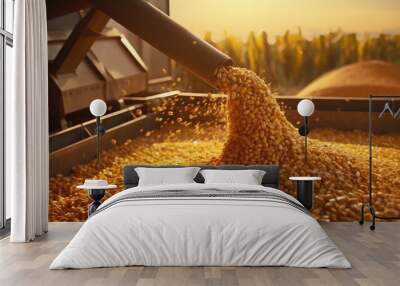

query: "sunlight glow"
left=170, top=0, right=400, bottom=40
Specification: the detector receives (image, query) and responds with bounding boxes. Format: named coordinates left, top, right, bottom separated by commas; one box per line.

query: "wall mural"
left=48, top=0, right=400, bottom=222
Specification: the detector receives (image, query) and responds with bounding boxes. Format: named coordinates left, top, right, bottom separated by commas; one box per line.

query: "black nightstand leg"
left=88, top=189, right=105, bottom=217
left=296, top=181, right=314, bottom=210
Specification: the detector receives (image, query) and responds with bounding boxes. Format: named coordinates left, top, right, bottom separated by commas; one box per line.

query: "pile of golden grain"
left=49, top=125, right=226, bottom=221
left=216, top=66, right=400, bottom=221
left=49, top=66, right=400, bottom=222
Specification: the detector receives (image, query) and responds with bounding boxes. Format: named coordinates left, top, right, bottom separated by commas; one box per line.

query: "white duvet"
left=50, top=183, right=351, bottom=269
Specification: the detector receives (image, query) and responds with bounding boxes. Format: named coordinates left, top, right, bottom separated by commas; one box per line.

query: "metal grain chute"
left=48, top=0, right=233, bottom=174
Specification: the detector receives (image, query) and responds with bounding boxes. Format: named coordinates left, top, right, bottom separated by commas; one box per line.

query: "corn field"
left=174, top=30, right=400, bottom=94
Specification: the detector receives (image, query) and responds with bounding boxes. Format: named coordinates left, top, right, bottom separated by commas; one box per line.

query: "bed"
left=50, top=165, right=350, bottom=269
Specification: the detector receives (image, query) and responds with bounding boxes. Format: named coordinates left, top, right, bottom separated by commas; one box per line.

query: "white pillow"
left=200, top=169, right=266, bottom=185
left=135, top=167, right=200, bottom=186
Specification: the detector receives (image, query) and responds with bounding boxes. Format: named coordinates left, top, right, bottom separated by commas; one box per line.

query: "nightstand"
left=289, top=176, right=321, bottom=210
left=77, top=180, right=117, bottom=217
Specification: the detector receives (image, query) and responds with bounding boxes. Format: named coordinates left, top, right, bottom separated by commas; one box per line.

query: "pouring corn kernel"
left=49, top=66, right=400, bottom=222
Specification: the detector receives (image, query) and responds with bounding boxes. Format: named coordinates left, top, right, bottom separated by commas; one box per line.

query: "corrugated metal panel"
left=91, top=37, right=147, bottom=99
left=48, top=31, right=148, bottom=119
left=49, top=39, right=106, bottom=113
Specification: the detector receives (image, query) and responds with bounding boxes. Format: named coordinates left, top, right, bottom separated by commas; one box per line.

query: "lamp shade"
left=297, top=99, right=315, bottom=117
left=89, top=99, right=107, bottom=117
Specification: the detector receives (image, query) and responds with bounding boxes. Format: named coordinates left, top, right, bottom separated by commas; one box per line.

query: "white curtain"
left=7, top=0, right=49, bottom=242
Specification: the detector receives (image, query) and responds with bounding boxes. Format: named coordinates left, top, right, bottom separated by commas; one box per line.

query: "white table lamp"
left=297, top=99, right=315, bottom=162
left=90, top=99, right=107, bottom=163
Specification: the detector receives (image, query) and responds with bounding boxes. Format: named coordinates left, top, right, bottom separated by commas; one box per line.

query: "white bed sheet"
left=50, top=183, right=350, bottom=269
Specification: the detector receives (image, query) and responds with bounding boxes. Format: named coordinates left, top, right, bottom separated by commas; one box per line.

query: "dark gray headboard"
left=123, top=165, right=280, bottom=189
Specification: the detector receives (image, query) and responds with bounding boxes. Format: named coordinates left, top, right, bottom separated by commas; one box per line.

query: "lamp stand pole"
left=95, top=116, right=102, bottom=164
left=304, top=116, right=309, bottom=163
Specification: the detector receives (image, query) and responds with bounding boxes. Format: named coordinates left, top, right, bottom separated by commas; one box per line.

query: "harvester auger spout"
left=93, top=0, right=233, bottom=86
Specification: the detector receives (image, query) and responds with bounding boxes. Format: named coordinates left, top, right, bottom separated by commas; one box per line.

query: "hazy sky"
left=170, top=0, right=400, bottom=40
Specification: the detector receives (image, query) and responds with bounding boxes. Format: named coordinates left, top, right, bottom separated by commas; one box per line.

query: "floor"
left=0, top=222, right=399, bottom=286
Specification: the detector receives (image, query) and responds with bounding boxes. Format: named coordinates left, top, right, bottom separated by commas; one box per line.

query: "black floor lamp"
left=359, top=95, right=400, bottom=230
left=297, top=99, right=315, bottom=163
left=89, top=99, right=107, bottom=163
